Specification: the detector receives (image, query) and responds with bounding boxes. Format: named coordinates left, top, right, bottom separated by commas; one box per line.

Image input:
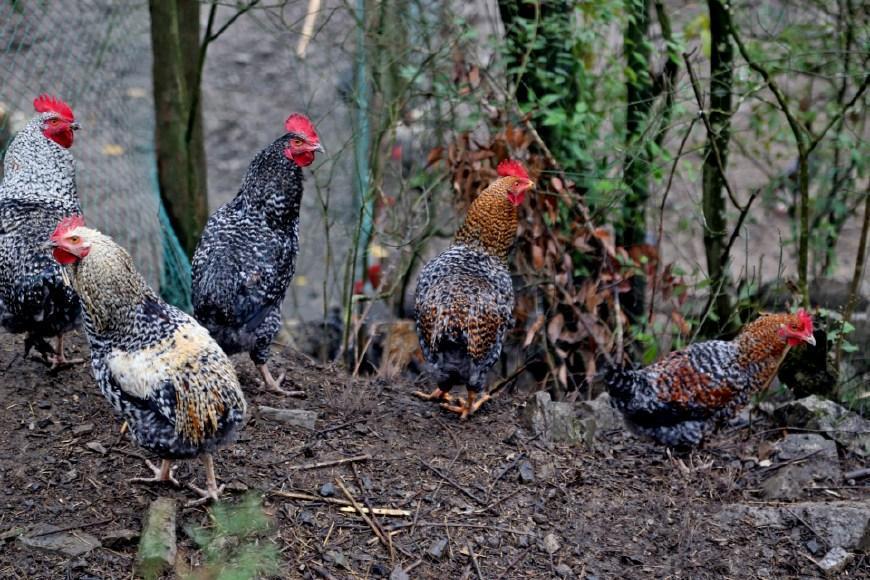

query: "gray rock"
left=258, top=406, right=318, bottom=430
left=774, top=396, right=870, bottom=457
left=389, top=565, right=410, bottom=580
left=319, top=482, right=336, bottom=497
left=761, top=434, right=841, bottom=500
left=539, top=532, right=560, bottom=554
left=19, top=525, right=101, bottom=557
left=72, top=423, right=94, bottom=436
left=816, top=546, right=852, bottom=575
left=518, top=461, right=535, bottom=483
left=101, top=528, right=138, bottom=548
left=427, top=537, right=448, bottom=560
left=324, top=549, right=348, bottom=569
left=716, top=501, right=870, bottom=551
left=524, top=392, right=585, bottom=444
left=576, top=392, right=625, bottom=433
left=137, top=498, right=177, bottom=572
left=555, top=563, right=573, bottom=577
left=85, top=441, right=107, bottom=455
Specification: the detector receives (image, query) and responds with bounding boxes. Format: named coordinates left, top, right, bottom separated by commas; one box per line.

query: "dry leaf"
left=547, top=313, right=565, bottom=343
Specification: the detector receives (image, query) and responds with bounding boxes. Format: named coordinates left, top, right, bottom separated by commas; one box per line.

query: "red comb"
left=51, top=215, right=85, bottom=240
left=285, top=113, right=318, bottom=142
left=33, top=94, right=74, bottom=121
left=496, top=159, right=529, bottom=180
left=796, top=308, right=814, bottom=332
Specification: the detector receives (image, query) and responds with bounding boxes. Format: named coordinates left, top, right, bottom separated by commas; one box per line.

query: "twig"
left=351, top=463, right=397, bottom=561
left=785, top=508, right=829, bottom=550
left=466, top=540, right=484, bottom=580
left=844, top=468, right=870, bottom=480
left=835, top=191, right=869, bottom=368
left=337, top=506, right=412, bottom=517
left=314, top=413, right=385, bottom=437
left=475, top=487, right=524, bottom=515
left=336, top=477, right=394, bottom=561
left=269, top=490, right=411, bottom=516
left=387, top=521, right=530, bottom=535
left=288, top=454, right=371, bottom=471
left=496, top=545, right=533, bottom=580
left=756, top=447, right=820, bottom=475
left=488, top=362, right=530, bottom=397
left=418, top=459, right=486, bottom=507
left=25, top=517, right=112, bottom=538
left=490, top=452, right=525, bottom=488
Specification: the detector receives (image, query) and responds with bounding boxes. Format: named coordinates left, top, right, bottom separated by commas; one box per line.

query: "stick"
left=488, top=362, right=530, bottom=397
left=339, top=506, right=412, bottom=517
left=336, top=477, right=394, bottom=560
left=418, top=459, right=487, bottom=508
left=475, top=487, right=524, bottom=515
left=314, top=414, right=385, bottom=437
left=466, top=540, right=484, bottom=580
left=386, top=521, right=530, bottom=535
left=845, top=468, right=870, bottom=480
left=25, top=517, right=112, bottom=538
left=288, top=454, right=370, bottom=471
left=270, top=490, right=412, bottom=516
left=351, top=462, right=398, bottom=560
left=497, top=545, right=532, bottom=580
left=490, top=453, right=525, bottom=488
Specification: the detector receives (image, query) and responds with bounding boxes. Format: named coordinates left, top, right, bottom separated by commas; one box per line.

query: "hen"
left=414, top=160, right=533, bottom=419
left=605, top=310, right=816, bottom=447
left=191, top=113, right=322, bottom=394
left=50, top=216, right=247, bottom=502
left=0, top=95, right=83, bottom=367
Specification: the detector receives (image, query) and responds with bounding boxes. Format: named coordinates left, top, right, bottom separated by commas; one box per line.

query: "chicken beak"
left=804, top=334, right=817, bottom=347
left=71, top=122, right=81, bottom=131
left=313, top=142, right=325, bottom=154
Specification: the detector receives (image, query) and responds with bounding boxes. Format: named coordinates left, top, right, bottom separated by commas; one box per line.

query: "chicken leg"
left=187, top=453, right=225, bottom=506
left=441, top=389, right=491, bottom=420
left=130, top=459, right=181, bottom=487
left=257, top=363, right=288, bottom=395
left=48, top=334, right=85, bottom=369
left=413, top=387, right=454, bottom=402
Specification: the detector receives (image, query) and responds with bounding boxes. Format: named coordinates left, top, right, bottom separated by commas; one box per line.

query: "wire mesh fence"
left=0, top=0, right=192, bottom=309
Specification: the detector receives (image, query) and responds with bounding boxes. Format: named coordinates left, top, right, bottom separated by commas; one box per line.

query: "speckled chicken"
left=0, top=95, right=83, bottom=367
left=414, top=160, right=533, bottom=419
left=191, top=113, right=322, bottom=394
left=605, top=310, right=816, bottom=447
left=50, top=216, right=247, bottom=503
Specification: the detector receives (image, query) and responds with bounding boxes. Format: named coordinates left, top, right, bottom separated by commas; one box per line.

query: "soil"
left=0, top=331, right=867, bottom=579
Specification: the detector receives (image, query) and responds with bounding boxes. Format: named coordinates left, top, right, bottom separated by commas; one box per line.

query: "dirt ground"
left=0, top=330, right=867, bottom=580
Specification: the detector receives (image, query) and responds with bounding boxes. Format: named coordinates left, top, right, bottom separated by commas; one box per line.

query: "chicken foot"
left=129, top=459, right=181, bottom=487
left=48, top=334, right=85, bottom=370
left=186, top=454, right=225, bottom=507
left=441, top=390, right=491, bottom=420
left=413, top=387, right=454, bottom=402
left=257, top=363, right=290, bottom=395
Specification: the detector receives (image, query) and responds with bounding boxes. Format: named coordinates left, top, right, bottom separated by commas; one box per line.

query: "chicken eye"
left=291, top=139, right=303, bottom=148
left=68, top=236, right=80, bottom=244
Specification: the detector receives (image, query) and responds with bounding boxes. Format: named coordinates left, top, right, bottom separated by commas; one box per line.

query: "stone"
left=716, top=501, right=870, bottom=551
left=760, top=434, right=841, bottom=500
left=72, top=423, right=94, bottom=436
left=19, top=524, right=100, bottom=557
left=427, top=537, right=448, bottom=560
left=389, top=565, right=409, bottom=580
left=539, top=532, right=560, bottom=554
left=576, top=392, right=625, bottom=433
left=258, top=406, right=318, bottom=430
left=523, top=392, right=585, bottom=444
left=774, top=396, right=870, bottom=457
left=555, top=563, right=573, bottom=577
left=319, top=482, right=336, bottom=497
left=137, top=498, right=177, bottom=574
left=85, top=441, right=107, bottom=455
left=101, top=528, right=138, bottom=548
left=816, top=546, right=852, bottom=575
left=518, top=461, right=535, bottom=483
left=324, top=549, right=348, bottom=569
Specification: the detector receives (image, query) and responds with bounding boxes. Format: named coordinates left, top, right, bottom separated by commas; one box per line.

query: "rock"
left=389, top=565, right=409, bottom=580
left=101, top=528, right=138, bottom=548
left=555, top=563, right=573, bottom=577
left=324, top=549, right=348, bottom=569
left=760, top=434, right=841, bottom=500
left=774, top=396, right=870, bottom=457
left=258, top=406, right=318, bottom=430
left=576, top=392, right=625, bottom=433
left=319, top=482, right=335, bottom=497
left=72, top=423, right=94, bottom=436
left=137, top=498, right=177, bottom=574
left=19, top=524, right=101, bottom=557
left=427, top=537, right=448, bottom=560
left=716, top=501, right=870, bottom=551
left=816, top=546, right=853, bottom=575
left=85, top=441, right=107, bottom=455
left=523, top=392, right=585, bottom=444
left=539, top=532, right=560, bottom=554
left=805, top=538, right=823, bottom=555
left=225, top=480, right=248, bottom=492
left=518, top=461, right=535, bottom=483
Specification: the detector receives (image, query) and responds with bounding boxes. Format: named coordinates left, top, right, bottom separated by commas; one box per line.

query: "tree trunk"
left=701, top=0, right=735, bottom=335
left=149, top=0, right=208, bottom=257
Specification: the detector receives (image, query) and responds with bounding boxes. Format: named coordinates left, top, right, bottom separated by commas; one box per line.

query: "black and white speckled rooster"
left=0, top=95, right=83, bottom=368
left=414, top=160, right=534, bottom=419
left=191, top=113, right=322, bottom=394
left=50, top=216, right=247, bottom=503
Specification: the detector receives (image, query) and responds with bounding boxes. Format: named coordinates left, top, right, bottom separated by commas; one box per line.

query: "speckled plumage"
left=415, top=176, right=524, bottom=394
left=606, top=312, right=813, bottom=447
left=58, top=227, right=246, bottom=460
left=0, top=112, right=82, bottom=356
left=191, top=135, right=305, bottom=366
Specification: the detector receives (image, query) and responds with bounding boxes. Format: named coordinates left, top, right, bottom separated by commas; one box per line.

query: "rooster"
left=414, top=160, right=533, bottom=419
left=0, top=95, right=82, bottom=367
left=49, top=216, right=247, bottom=502
left=191, top=113, right=322, bottom=394
left=605, top=310, right=816, bottom=447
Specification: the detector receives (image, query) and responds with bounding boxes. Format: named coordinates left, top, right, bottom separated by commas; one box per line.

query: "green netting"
left=0, top=0, right=192, bottom=311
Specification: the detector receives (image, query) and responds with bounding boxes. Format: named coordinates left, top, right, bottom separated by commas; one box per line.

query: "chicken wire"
left=0, top=0, right=192, bottom=310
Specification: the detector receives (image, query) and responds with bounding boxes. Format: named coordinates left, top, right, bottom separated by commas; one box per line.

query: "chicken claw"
left=48, top=334, right=85, bottom=370
left=413, top=387, right=454, bottom=402
left=130, top=459, right=181, bottom=487
left=441, top=391, right=491, bottom=420
left=185, top=454, right=224, bottom=507
left=257, top=363, right=290, bottom=395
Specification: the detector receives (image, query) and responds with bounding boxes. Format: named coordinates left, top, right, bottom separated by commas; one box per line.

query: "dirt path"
left=0, top=330, right=866, bottom=578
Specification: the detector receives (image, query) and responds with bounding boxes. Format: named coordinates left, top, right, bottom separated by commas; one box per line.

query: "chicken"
left=605, top=310, right=816, bottom=447
left=191, top=113, right=322, bottom=394
left=0, top=94, right=83, bottom=367
left=49, top=216, right=247, bottom=503
left=414, top=160, right=534, bottom=419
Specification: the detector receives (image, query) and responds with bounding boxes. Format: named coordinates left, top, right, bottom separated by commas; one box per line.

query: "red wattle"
left=52, top=247, right=79, bottom=265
